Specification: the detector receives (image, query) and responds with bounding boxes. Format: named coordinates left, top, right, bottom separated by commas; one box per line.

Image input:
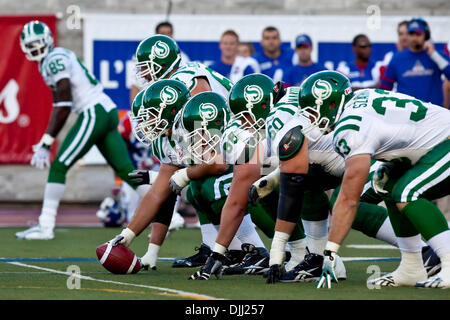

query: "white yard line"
left=346, top=244, right=398, bottom=250
left=6, top=261, right=223, bottom=300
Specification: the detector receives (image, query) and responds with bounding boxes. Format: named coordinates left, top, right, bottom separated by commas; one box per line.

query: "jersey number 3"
left=372, top=90, right=428, bottom=122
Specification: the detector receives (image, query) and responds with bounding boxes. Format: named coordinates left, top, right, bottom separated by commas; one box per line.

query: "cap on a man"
left=295, top=34, right=312, bottom=47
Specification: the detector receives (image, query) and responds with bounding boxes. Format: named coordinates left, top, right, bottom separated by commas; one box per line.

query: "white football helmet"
left=20, top=20, right=54, bottom=62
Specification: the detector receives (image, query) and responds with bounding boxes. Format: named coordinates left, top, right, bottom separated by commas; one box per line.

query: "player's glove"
left=248, top=168, right=280, bottom=206
left=109, top=227, right=136, bottom=247
left=30, top=133, right=55, bottom=170
left=169, top=168, right=190, bottom=195
left=316, top=250, right=338, bottom=289
left=371, top=162, right=395, bottom=196
left=266, top=264, right=284, bottom=284
left=188, top=252, right=225, bottom=280
left=31, top=145, right=51, bottom=169
left=128, top=170, right=158, bottom=186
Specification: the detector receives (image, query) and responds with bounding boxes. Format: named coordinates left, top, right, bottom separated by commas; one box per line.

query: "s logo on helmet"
left=153, top=41, right=170, bottom=59
left=160, top=86, right=178, bottom=105
left=244, top=85, right=264, bottom=105
left=199, top=103, right=218, bottom=122
left=312, top=79, right=332, bottom=100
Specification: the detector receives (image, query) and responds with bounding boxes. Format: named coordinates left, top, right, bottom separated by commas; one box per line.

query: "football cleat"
left=15, top=224, right=54, bottom=240
left=188, top=252, right=225, bottom=280
left=223, top=243, right=269, bottom=275
left=224, top=249, right=247, bottom=267
left=280, top=252, right=323, bottom=283
left=172, top=243, right=211, bottom=268
left=415, top=274, right=450, bottom=289
left=421, top=246, right=441, bottom=277
left=367, top=273, right=398, bottom=287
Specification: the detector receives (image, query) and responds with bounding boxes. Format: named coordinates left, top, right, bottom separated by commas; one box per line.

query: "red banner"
left=0, top=15, right=57, bottom=163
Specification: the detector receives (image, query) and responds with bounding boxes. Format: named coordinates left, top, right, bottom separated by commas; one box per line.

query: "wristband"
left=53, top=101, right=73, bottom=108
left=41, top=133, right=55, bottom=148
left=325, top=241, right=340, bottom=253
left=121, top=227, right=136, bottom=241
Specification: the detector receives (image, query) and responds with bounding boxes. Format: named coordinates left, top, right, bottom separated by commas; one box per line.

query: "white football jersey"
left=332, top=89, right=450, bottom=164
left=220, top=119, right=269, bottom=165
left=39, top=47, right=115, bottom=114
left=150, top=135, right=186, bottom=167
left=229, top=56, right=261, bottom=84
left=266, top=86, right=345, bottom=177
left=170, top=61, right=233, bottom=100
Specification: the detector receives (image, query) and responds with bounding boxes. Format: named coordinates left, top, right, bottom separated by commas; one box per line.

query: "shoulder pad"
left=278, top=125, right=304, bottom=161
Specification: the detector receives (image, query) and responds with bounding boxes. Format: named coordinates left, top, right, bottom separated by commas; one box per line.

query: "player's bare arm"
left=328, top=154, right=371, bottom=246
left=46, top=78, right=72, bottom=138
left=126, top=163, right=179, bottom=237
left=215, top=143, right=264, bottom=248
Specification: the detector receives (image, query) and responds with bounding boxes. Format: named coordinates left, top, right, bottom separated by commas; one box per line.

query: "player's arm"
left=317, top=154, right=370, bottom=288
left=30, top=78, right=72, bottom=169
left=46, top=78, right=72, bottom=137
left=169, top=154, right=229, bottom=194
left=215, top=143, right=264, bottom=248
left=116, top=163, right=179, bottom=245
left=327, top=154, right=371, bottom=247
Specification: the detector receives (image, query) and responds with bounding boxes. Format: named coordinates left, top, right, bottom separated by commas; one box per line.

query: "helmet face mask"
left=175, top=92, right=230, bottom=164
left=228, top=74, right=276, bottom=145
left=131, top=107, right=170, bottom=147
left=20, top=21, right=53, bottom=62
left=184, top=127, right=221, bottom=164
left=130, top=80, right=190, bottom=146
left=298, top=71, right=353, bottom=141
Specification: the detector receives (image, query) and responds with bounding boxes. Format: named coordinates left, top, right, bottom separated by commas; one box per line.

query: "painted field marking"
left=5, top=261, right=223, bottom=300
left=341, top=257, right=399, bottom=262
left=346, top=244, right=398, bottom=250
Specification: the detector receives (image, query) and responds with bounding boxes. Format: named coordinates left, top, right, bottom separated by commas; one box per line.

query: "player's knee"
left=48, top=160, right=69, bottom=184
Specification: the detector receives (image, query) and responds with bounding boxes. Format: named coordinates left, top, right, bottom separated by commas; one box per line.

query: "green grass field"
left=1, top=226, right=449, bottom=300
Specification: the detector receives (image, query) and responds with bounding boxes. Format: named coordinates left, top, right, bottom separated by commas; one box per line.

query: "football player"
left=16, top=20, right=149, bottom=240
left=295, top=71, right=450, bottom=289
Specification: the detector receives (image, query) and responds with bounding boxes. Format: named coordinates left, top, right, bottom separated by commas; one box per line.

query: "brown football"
left=96, top=242, right=142, bottom=274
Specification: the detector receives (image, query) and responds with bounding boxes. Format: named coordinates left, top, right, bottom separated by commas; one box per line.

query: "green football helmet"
left=20, top=20, right=54, bottom=62
left=228, top=74, right=278, bottom=143
left=135, top=35, right=182, bottom=85
left=130, top=79, right=190, bottom=146
left=174, top=92, right=230, bottom=163
left=298, top=70, right=353, bottom=140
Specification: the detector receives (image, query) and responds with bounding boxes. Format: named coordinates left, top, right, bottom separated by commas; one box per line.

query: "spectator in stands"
left=443, top=42, right=450, bottom=109
left=237, top=42, right=256, bottom=58
left=337, top=34, right=380, bottom=90
left=378, top=20, right=410, bottom=86
left=209, top=30, right=260, bottom=83
left=283, top=34, right=326, bottom=87
left=379, top=17, right=450, bottom=106
left=155, top=21, right=190, bottom=63
left=253, top=26, right=294, bottom=82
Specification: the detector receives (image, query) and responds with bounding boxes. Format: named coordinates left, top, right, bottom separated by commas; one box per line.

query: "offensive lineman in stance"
left=293, top=71, right=450, bottom=289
